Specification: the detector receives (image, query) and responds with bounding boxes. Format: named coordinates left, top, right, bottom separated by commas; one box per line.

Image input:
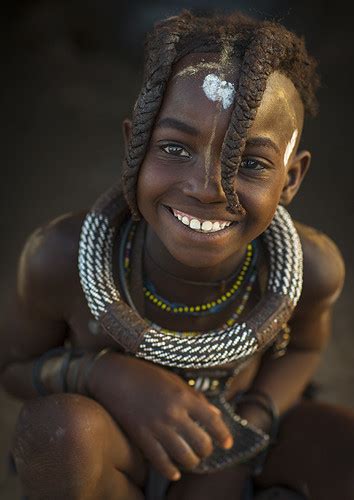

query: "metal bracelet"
left=32, top=347, right=67, bottom=396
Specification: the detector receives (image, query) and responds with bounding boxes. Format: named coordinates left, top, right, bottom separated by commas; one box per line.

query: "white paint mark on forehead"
left=284, top=129, right=298, bottom=166
left=202, top=74, right=235, bottom=110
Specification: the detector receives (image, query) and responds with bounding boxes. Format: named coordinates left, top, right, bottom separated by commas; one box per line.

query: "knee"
left=12, top=394, right=109, bottom=486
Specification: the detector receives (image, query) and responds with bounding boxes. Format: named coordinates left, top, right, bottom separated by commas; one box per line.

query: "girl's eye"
left=161, top=144, right=191, bottom=158
left=240, top=158, right=265, bottom=171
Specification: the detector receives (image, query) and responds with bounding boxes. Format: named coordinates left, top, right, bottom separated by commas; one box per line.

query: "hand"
left=88, top=353, right=233, bottom=480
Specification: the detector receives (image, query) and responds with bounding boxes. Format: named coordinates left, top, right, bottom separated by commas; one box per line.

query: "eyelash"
left=160, top=144, right=267, bottom=171
left=240, top=158, right=266, bottom=171
left=160, top=144, right=191, bottom=158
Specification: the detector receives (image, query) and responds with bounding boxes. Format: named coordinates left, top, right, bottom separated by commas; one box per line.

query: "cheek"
left=136, top=159, right=175, bottom=214
left=237, top=173, right=285, bottom=218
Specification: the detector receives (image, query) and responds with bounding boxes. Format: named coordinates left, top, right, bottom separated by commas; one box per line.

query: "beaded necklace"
left=122, top=219, right=258, bottom=335
left=143, top=242, right=255, bottom=316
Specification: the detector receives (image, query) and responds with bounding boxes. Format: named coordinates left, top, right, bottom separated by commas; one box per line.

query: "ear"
left=280, top=150, right=311, bottom=206
left=122, top=118, right=132, bottom=155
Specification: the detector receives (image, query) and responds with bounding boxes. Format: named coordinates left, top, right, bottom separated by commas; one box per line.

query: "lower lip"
left=161, top=205, right=238, bottom=241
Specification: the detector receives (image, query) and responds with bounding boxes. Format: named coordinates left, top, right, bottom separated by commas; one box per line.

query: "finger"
left=137, top=430, right=181, bottom=481
left=157, top=426, right=201, bottom=471
left=189, top=404, right=233, bottom=449
left=181, top=416, right=214, bottom=459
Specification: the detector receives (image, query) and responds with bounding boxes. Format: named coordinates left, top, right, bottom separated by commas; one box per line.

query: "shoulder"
left=18, top=211, right=87, bottom=318
left=295, top=221, right=345, bottom=310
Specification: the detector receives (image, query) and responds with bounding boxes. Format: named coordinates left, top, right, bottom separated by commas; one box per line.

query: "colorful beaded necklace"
left=144, top=242, right=255, bottom=316
left=122, top=219, right=258, bottom=334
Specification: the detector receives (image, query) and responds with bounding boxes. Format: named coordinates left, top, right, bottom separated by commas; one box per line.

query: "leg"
left=255, top=401, right=354, bottom=500
left=167, top=464, right=251, bottom=500
left=12, top=393, right=147, bottom=500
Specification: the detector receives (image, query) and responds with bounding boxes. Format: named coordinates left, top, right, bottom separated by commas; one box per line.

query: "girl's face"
left=135, top=54, right=307, bottom=270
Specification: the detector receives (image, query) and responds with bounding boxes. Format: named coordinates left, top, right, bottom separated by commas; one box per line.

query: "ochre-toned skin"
left=1, top=53, right=353, bottom=500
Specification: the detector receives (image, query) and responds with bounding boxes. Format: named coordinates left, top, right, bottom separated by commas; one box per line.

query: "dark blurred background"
left=1, top=1, right=353, bottom=497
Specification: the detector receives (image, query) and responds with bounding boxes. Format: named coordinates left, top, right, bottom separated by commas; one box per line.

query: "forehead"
left=155, top=53, right=304, bottom=146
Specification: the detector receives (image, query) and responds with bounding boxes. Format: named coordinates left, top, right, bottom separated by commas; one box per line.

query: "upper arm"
left=0, top=213, right=84, bottom=371
left=288, top=223, right=345, bottom=350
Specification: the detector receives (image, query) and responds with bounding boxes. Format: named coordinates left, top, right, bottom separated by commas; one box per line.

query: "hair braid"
left=123, top=17, right=194, bottom=219
left=221, top=24, right=291, bottom=214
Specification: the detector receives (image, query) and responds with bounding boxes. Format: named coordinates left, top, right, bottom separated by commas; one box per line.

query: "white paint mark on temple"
left=284, top=129, right=298, bottom=166
left=202, top=74, right=235, bottom=109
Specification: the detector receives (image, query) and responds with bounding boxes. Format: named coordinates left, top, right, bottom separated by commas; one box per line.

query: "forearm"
left=237, top=347, right=322, bottom=431
left=0, top=350, right=106, bottom=400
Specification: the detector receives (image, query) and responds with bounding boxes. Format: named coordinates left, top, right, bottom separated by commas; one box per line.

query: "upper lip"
left=164, top=204, right=242, bottom=223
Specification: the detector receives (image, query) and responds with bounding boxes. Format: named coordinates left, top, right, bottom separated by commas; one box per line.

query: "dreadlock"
left=122, top=10, right=319, bottom=219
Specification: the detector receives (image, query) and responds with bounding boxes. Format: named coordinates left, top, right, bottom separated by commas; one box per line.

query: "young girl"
left=1, top=10, right=353, bottom=500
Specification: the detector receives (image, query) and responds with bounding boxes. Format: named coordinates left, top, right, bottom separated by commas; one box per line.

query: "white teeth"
left=171, top=208, right=233, bottom=233
left=201, top=220, right=213, bottom=231
left=190, top=219, right=201, bottom=230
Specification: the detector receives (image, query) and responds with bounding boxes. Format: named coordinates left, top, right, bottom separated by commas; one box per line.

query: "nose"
left=182, top=158, right=228, bottom=204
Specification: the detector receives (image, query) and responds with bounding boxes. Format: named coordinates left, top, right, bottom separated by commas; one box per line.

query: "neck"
left=144, top=225, right=248, bottom=299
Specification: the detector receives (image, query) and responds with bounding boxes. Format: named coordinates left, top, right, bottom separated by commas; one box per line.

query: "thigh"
left=255, top=400, right=354, bottom=499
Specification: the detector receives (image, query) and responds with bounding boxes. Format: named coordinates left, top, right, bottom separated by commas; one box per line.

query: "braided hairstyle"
left=122, top=11, right=319, bottom=219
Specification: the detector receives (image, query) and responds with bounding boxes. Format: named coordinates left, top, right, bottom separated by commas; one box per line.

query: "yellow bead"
left=195, top=306, right=200, bottom=311
left=226, top=292, right=231, bottom=297
left=178, top=307, right=183, bottom=312
left=184, top=306, right=189, bottom=312
left=190, top=307, right=195, bottom=312
left=202, top=305, right=207, bottom=310
left=217, top=299, right=222, bottom=304
left=188, top=379, right=196, bottom=386
left=161, top=304, right=167, bottom=309
left=211, top=301, right=216, bottom=307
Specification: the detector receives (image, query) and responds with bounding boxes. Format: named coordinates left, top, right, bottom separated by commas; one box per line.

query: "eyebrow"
left=246, top=137, right=280, bottom=155
left=155, top=117, right=199, bottom=136
left=155, top=118, right=281, bottom=155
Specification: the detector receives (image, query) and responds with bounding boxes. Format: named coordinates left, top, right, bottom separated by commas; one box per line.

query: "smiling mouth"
left=166, top=206, right=236, bottom=234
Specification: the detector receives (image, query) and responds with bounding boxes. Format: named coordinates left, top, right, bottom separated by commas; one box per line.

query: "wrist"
left=84, top=349, right=120, bottom=398
left=234, top=389, right=279, bottom=445
left=236, top=402, right=273, bottom=433
left=32, top=348, right=115, bottom=397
